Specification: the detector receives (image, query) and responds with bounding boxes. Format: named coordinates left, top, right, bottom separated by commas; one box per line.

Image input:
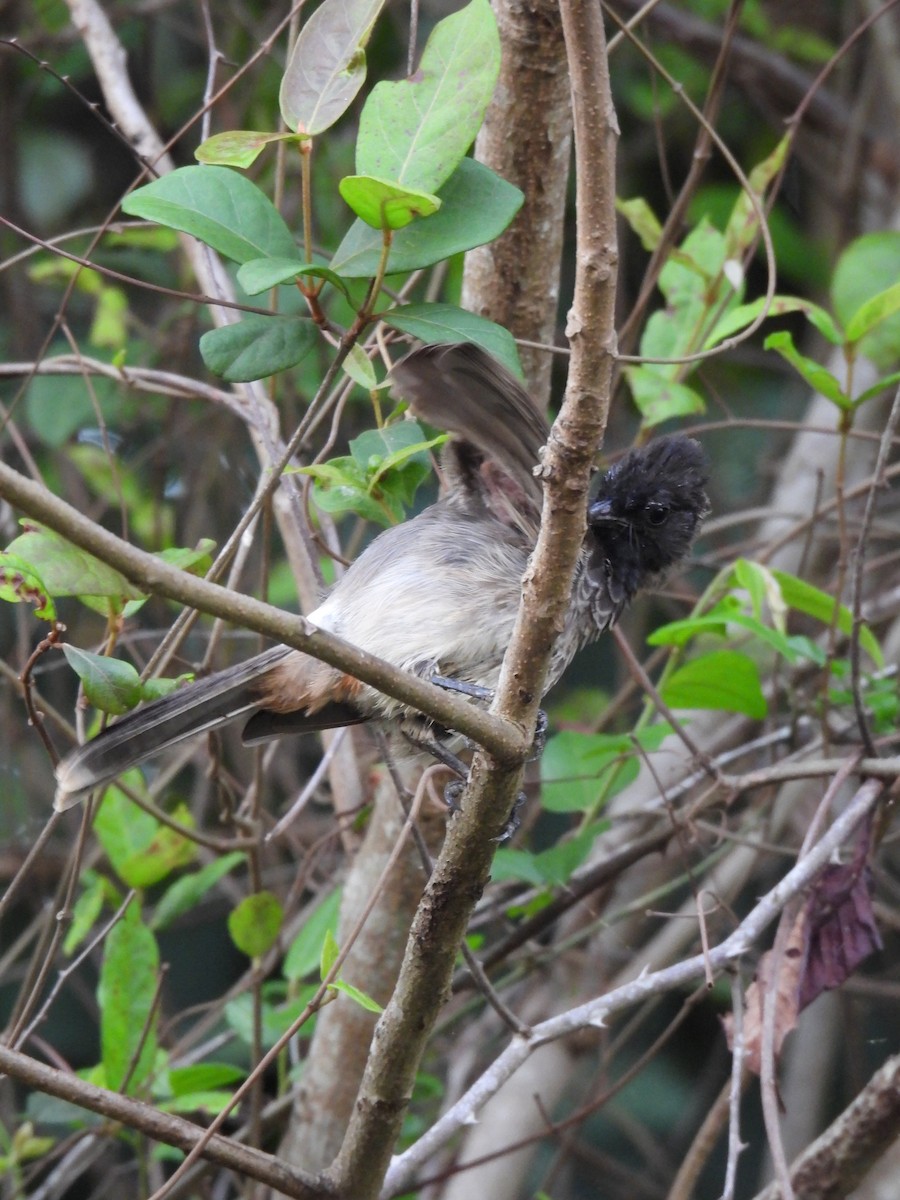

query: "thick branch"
left=330, top=4, right=619, bottom=1196
left=0, top=1044, right=329, bottom=1199
left=752, top=1052, right=900, bottom=1200
left=493, top=0, right=618, bottom=734
left=384, top=779, right=884, bottom=1193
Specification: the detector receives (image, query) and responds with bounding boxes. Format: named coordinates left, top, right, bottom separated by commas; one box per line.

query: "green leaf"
left=166, top=1063, right=244, bottom=1096
left=356, top=0, right=499, bottom=195
left=733, top=558, right=787, bottom=628
left=649, top=606, right=805, bottom=665
left=832, top=231, right=900, bottom=368
left=6, top=522, right=144, bottom=613
left=121, top=166, right=298, bottom=264
left=61, top=645, right=143, bottom=715
left=98, top=896, right=159, bottom=1092
left=152, top=852, right=246, bottom=930
left=658, top=220, right=727, bottom=308
left=349, top=422, right=441, bottom=486
left=771, top=569, right=883, bottom=667
left=704, top=295, right=843, bottom=350
left=297, top=421, right=438, bottom=525
left=300, top=458, right=393, bottom=525
left=764, top=330, right=849, bottom=409
left=236, top=257, right=350, bottom=299
left=723, top=135, right=789, bottom=261
left=284, top=888, right=343, bottom=980
left=852, top=368, right=900, bottom=409
left=328, top=978, right=384, bottom=1013
left=280, top=0, right=385, bottom=135
left=341, top=344, right=378, bottom=389
left=625, top=365, right=705, bottom=428
left=96, top=791, right=196, bottom=889
left=320, top=927, right=340, bottom=978
left=493, top=822, right=608, bottom=888
left=382, top=303, right=522, bottom=376
left=194, top=130, right=300, bottom=169
left=228, top=891, right=284, bottom=958
left=331, top=157, right=522, bottom=277
left=155, top=539, right=215, bottom=576
left=661, top=650, right=767, bottom=717
left=616, top=196, right=662, bottom=251
left=844, top=280, right=900, bottom=347
left=339, top=174, right=440, bottom=230
left=0, top=552, right=56, bottom=620
left=225, top=987, right=316, bottom=1048
left=540, top=730, right=639, bottom=813
left=64, top=871, right=111, bottom=956
left=199, top=315, right=318, bottom=382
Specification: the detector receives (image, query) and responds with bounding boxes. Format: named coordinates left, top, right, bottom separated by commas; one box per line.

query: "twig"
left=849, top=384, right=900, bottom=758
left=384, top=777, right=883, bottom=1195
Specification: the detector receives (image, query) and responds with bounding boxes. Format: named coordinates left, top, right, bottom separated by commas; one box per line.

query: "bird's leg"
left=429, top=673, right=493, bottom=702
left=401, top=725, right=524, bottom=845
left=429, top=672, right=548, bottom=762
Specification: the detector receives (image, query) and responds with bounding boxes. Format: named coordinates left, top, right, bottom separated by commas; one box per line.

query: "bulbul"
left=54, top=342, right=709, bottom=810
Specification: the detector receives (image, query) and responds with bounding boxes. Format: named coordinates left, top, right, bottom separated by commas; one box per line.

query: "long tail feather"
left=54, top=645, right=294, bottom=809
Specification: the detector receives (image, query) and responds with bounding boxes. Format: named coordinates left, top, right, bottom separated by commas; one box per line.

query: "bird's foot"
left=442, top=779, right=525, bottom=844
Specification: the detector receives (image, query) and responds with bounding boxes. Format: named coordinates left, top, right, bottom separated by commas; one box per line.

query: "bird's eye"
left=646, top=503, right=670, bottom=526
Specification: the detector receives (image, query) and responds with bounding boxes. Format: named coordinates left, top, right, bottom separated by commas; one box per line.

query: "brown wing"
left=389, top=342, right=549, bottom=536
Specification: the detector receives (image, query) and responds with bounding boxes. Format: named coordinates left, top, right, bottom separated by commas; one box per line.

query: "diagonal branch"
left=329, top=3, right=620, bottom=1197
left=0, top=458, right=525, bottom=764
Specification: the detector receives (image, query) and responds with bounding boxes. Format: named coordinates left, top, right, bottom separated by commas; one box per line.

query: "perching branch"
left=0, top=458, right=527, bottom=765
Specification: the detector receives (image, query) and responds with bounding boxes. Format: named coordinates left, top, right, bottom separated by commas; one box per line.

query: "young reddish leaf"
left=798, top=829, right=882, bottom=1010
left=724, top=909, right=806, bottom=1076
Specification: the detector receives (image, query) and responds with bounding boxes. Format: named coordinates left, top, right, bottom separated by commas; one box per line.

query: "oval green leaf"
left=339, top=175, right=440, bottom=230
left=236, top=257, right=350, bottom=299
left=331, top=157, right=523, bottom=277
left=0, top=552, right=56, bottom=620
left=62, top=645, right=143, bottom=715
left=228, top=891, right=284, bottom=958
left=382, top=304, right=521, bottom=374
left=356, top=0, right=499, bottom=194
left=661, top=650, right=767, bottom=717
left=280, top=0, right=385, bottom=135
left=200, top=315, right=318, bottom=382
left=122, top=166, right=298, bottom=264
left=98, top=897, right=159, bottom=1092
left=195, top=130, right=301, bottom=169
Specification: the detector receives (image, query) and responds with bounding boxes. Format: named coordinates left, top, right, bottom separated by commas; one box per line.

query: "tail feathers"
left=54, top=645, right=294, bottom=810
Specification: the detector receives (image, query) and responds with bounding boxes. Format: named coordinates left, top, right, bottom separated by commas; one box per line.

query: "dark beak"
left=587, top=498, right=622, bottom=525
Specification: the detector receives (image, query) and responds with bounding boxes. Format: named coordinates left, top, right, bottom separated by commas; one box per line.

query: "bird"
left=54, top=342, right=709, bottom=810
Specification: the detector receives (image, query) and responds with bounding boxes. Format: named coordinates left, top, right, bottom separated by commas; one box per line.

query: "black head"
left=586, top=435, right=710, bottom=608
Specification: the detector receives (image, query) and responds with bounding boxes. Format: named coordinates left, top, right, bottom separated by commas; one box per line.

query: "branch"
left=0, top=459, right=526, bottom=764
left=384, top=778, right=884, bottom=1193
left=329, top=5, right=619, bottom=1195
left=0, top=1044, right=329, bottom=1200
left=751, top=1051, right=900, bottom=1200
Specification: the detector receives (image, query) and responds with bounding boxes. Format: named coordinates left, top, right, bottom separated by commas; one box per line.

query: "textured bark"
left=461, top=0, right=572, bottom=403
left=279, top=776, right=440, bottom=1170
